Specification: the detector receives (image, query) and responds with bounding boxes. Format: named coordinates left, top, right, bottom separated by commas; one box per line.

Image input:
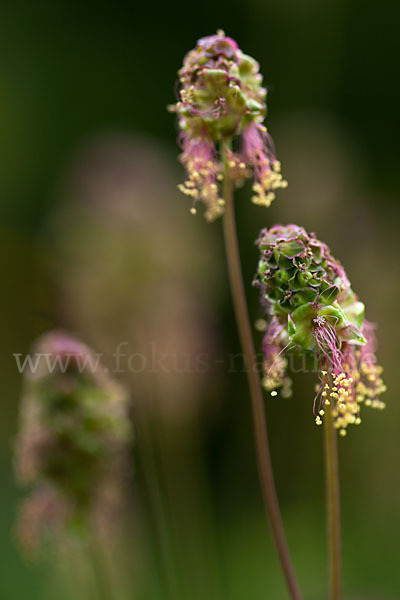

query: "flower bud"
left=170, top=30, right=286, bottom=221
left=254, top=225, right=386, bottom=435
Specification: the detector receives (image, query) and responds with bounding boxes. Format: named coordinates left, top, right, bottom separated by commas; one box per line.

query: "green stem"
left=88, top=539, right=114, bottom=600
left=324, top=403, right=342, bottom=600
left=221, top=145, right=302, bottom=600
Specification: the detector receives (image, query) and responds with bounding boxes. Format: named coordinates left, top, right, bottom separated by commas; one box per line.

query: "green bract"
left=256, top=225, right=366, bottom=351
left=176, top=32, right=266, bottom=142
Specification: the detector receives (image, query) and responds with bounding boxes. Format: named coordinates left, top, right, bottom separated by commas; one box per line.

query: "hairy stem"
left=221, top=145, right=302, bottom=600
left=324, top=402, right=342, bottom=600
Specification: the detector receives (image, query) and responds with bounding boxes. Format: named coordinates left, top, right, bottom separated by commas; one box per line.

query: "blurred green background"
left=1, top=1, right=399, bottom=598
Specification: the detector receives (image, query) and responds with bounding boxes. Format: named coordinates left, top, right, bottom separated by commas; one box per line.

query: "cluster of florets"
left=254, top=225, right=386, bottom=436
left=14, top=331, right=132, bottom=555
left=170, top=30, right=286, bottom=221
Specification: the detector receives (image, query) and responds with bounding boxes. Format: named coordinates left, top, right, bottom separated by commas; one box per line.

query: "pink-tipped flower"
left=261, top=316, right=292, bottom=398
left=170, top=30, right=287, bottom=221
left=14, top=330, right=133, bottom=556
left=254, top=225, right=386, bottom=436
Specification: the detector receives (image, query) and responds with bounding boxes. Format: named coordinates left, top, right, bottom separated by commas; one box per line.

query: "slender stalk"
left=88, top=540, right=114, bottom=600
left=324, top=402, right=342, bottom=600
left=221, top=145, right=302, bottom=600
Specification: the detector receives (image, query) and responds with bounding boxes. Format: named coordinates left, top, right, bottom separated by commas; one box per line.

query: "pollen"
left=255, top=318, right=267, bottom=332
left=178, top=137, right=224, bottom=221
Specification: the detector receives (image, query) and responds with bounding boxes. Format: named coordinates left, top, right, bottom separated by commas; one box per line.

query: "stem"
left=221, top=146, right=302, bottom=600
left=88, top=540, right=114, bottom=600
left=324, top=402, right=342, bottom=600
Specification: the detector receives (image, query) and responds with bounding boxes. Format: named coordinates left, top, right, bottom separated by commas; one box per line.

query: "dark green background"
left=1, top=1, right=399, bottom=598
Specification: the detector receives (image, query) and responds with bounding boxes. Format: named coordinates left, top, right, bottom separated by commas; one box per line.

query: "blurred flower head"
left=45, top=133, right=221, bottom=422
left=15, top=330, right=132, bottom=556
left=170, top=30, right=286, bottom=221
left=254, top=225, right=386, bottom=436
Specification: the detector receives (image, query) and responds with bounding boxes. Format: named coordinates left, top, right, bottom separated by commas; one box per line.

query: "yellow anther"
left=255, top=318, right=267, bottom=332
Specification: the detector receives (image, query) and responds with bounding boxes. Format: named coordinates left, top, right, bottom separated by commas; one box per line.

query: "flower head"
left=254, top=225, right=386, bottom=435
left=14, top=331, right=133, bottom=556
left=170, top=30, right=286, bottom=221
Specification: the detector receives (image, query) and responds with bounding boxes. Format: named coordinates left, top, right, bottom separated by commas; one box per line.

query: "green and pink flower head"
left=170, top=30, right=286, bottom=221
left=254, top=225, right=386, bottom=436
left=15, top=331, right=132, bottom=554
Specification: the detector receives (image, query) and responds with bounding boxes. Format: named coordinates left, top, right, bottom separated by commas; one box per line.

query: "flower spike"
left=14, top=331, right=133, bottom=555
left=170, top=30, right=287, bottom=221
left=254, top=225, right=386, bottom=435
